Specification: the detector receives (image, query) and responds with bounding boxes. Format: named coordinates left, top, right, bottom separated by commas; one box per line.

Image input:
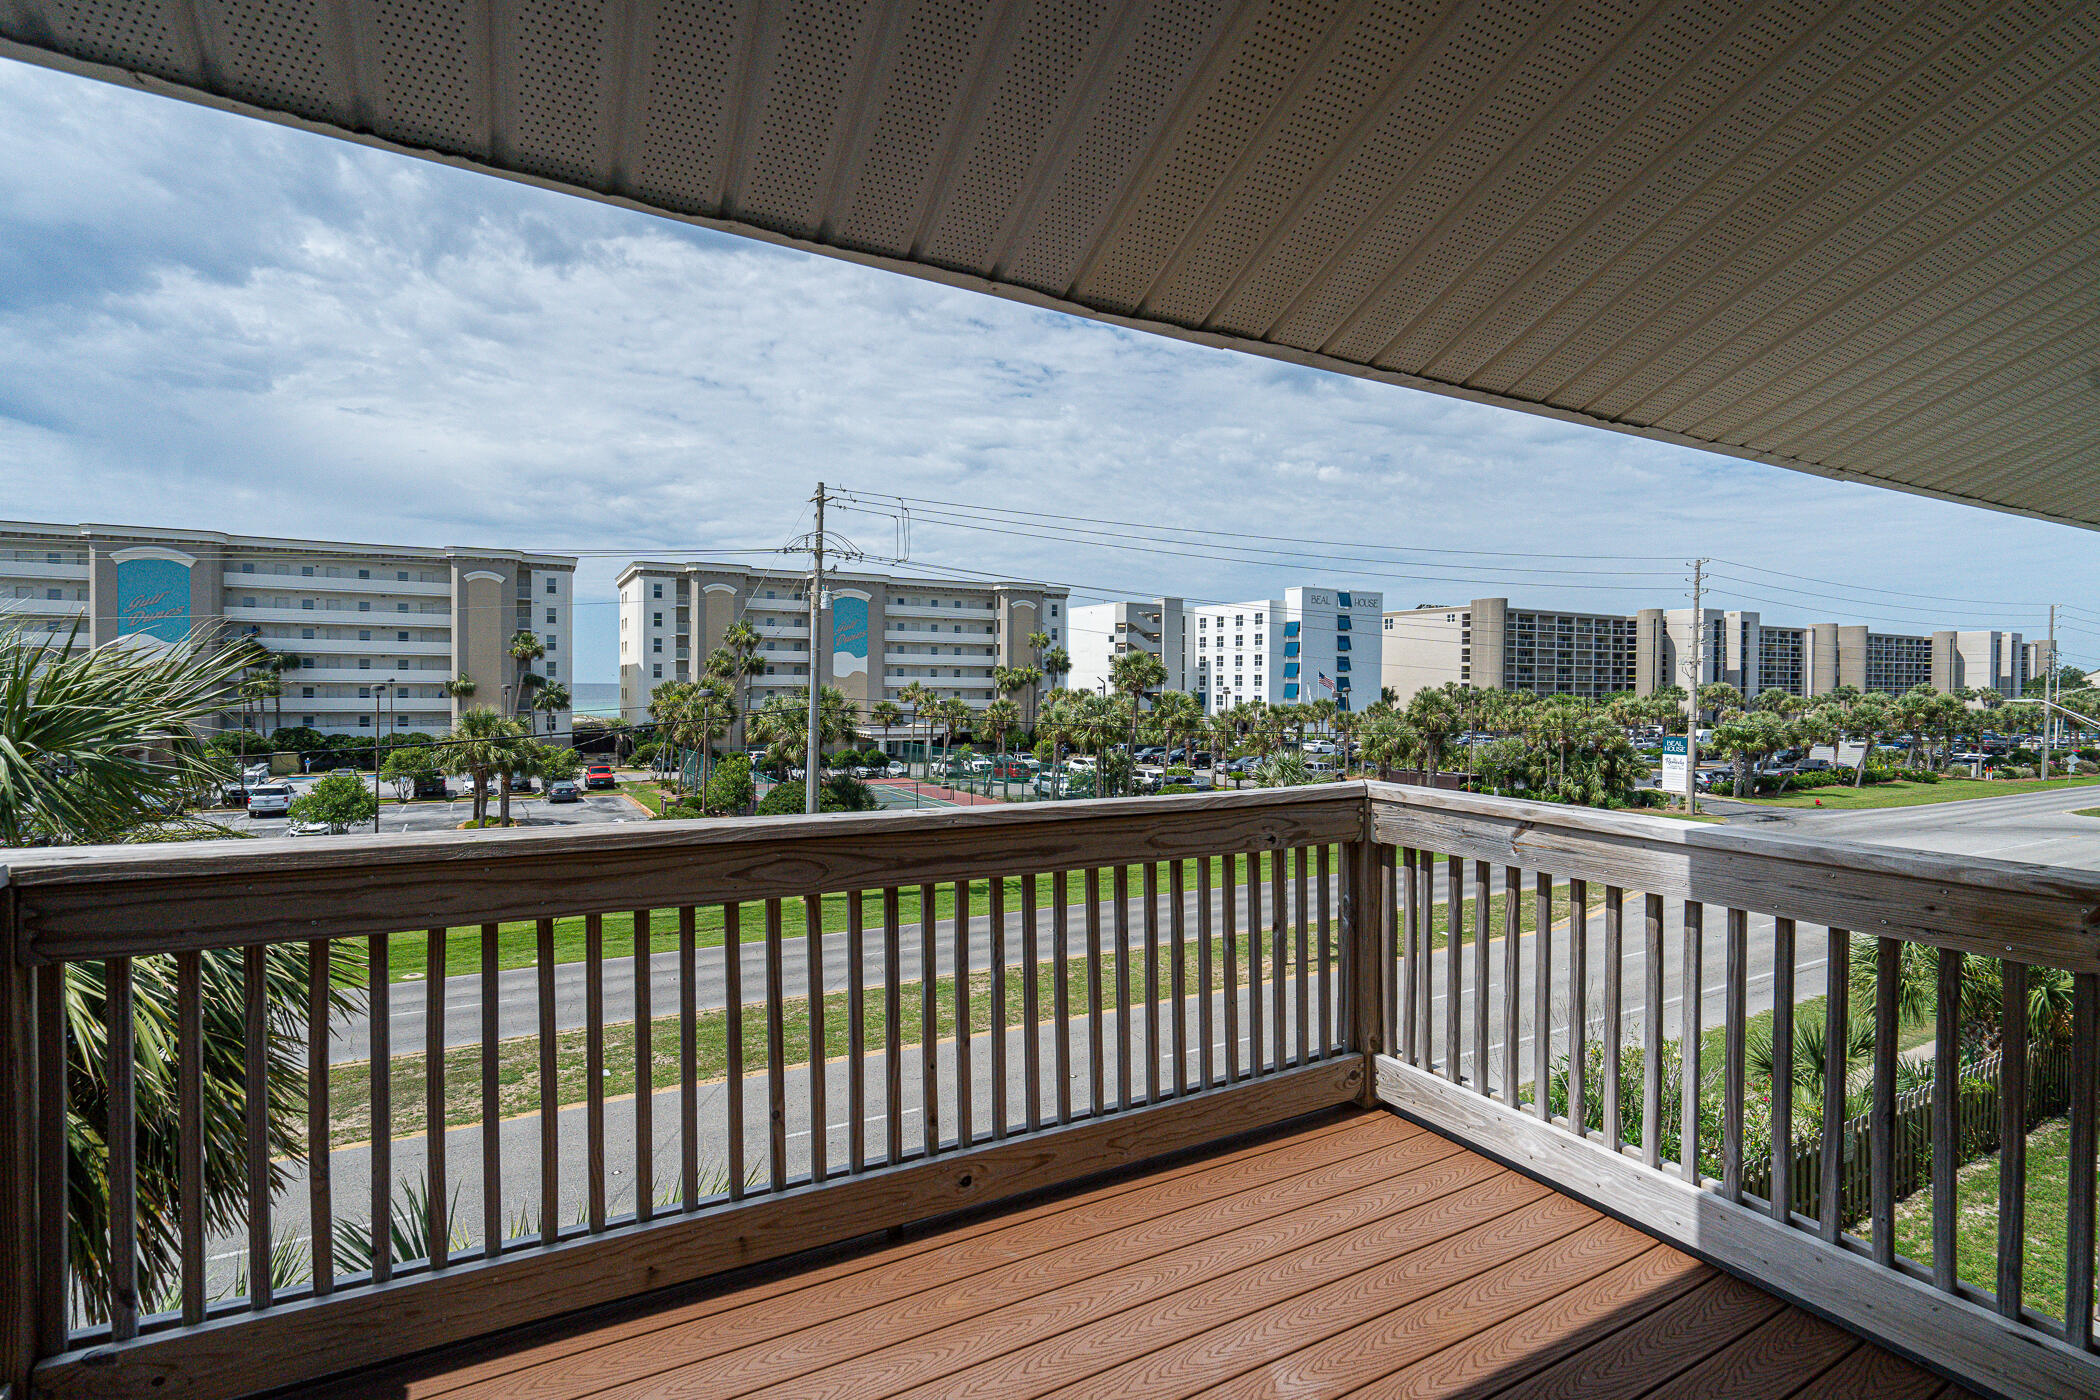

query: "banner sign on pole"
left=1661, top=735, right=1689, bottom=792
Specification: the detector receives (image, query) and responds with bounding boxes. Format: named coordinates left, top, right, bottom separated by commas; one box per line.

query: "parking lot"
left=198, top=773, right=648, bottom=836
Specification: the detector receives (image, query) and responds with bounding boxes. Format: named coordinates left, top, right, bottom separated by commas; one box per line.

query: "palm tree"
left=983, top=698, right=1020, bottom=764
left=0, top=624, right=361, bottom=1316
left=1151, top=691, right=1202, bottom=777
left=443, top=673, right=478, bottom=704
left=442, top=707, right=528, bottom=825
left=899, top=681, right=933, bottom=777
left=1041, top=646, right=1072, bottom=694
left=507, top=630, right=546, bottom=720
left=531, top=681, right=571, bottom=737
left=870, top=699, right=904, bottom=761
left=710, top=621, right=766, bottom=745
left=1109, top=650, right=1169, bottom=795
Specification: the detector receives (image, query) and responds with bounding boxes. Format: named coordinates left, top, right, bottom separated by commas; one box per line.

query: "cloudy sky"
left=5, top=56, right=2096, bottom=684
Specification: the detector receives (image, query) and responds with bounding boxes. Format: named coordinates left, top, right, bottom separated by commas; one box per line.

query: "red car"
left=584, top=763, right=617, bottom=790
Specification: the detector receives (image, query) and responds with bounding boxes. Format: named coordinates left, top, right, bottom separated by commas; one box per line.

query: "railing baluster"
left=1417, top=850, right=1434, bottom=1070
left=1681, top=903, right=1702, bottom=1179
left=1113, top=866, right=1130, bottom=1110
left=1054, top=870, right=1072, bottom=1123
left=247, top=945, right=272, bottom=1304
left=1171, top=859, right=1189, bottom=1092
left=1872, top=936, right=1900, bottom=1266
left=1820, top=929, right=1850, bottom=1244
left=1505, top=869, right=1523, bottom=1108
left=107, top=956, right=137, bottom=1339
left=178, top=951, right=204, bottom=1326
left=1446, top=855, right=1463, bottom=1085
left=881, top=894, right=898, bottom=1167
left=1399, top=847, right=1417, bottom=1065
left=1568, top=879, right=1587, bottom=1133
left=954, top=880, right=972, bottom=1144
left=2065, top=971, right=2097, bottom=1349
left=920, top=883, right=939, bottom=1153
left=1085, top=868, right=1105, bottom=1115
left=807, top=896, right=827, bottom=1181
left=678, top=908, right=698, bottom=1208
left=585, top=914, right=606, bottom=1231
left=310, top=940, right=336, bottom=1291
left=1643, top=893, right=1663, bottom=1171
left=1474, top=862, right=1490, bottom=1096
left=1197, top=858, right=1214, bottom=1091
left=765, top=899, right=787, bottom=1189
left=1381, top=845, right=1398, bottom=1060
left=1294, top=847, right=1309, bottom=1068
left=1022, top=875, right=1042, bottom=1129
left=848, top=892, right=867, bottom=1168
left=1932, top=947, right=1963, bottom=1291
left=1999, top=959, right=2029, bottom=1318
left=1723, top=908, right=1747, bottom=1204
left=1318, top=845, right=1334, bottom=1060
left=426, top=928, right=449, bottom=1263
left=1604, top=888, right=1623, bottom=1149
left=1248, top=850, right=1265, bottom=1077
left=1270, top=847, right=1287, bottom=1074
left=35, top=964, right=67, bottom=1352
left=1222, top=856, right=1240, bottom=1083
left=1145, top=862, right=1162, bottom=1101
left=634, top=910, right=654, bottom=1218
left=1534, top=874, right=1552, bottom=1121
left=368, top=933, right=392, bottom=1280
left=991, top=876, right=1008, bottom=1134
left=536, top=919, right=557, bottom=1244
left=1771, top=917, right=1795, bottom=1221
left=726, top=904, right=747, bottom=1197
left=480, top=924, right=500, bottom=1254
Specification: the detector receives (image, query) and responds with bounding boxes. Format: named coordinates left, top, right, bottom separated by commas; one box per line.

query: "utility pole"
left=1686, top=560, right=1707, bottom=814
left=805, top=482, right=827, bottom=815
left=2042, top=604, right=2056, bottom=781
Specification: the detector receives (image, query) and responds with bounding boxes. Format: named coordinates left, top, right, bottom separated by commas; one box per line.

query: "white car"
left=886, top=761, right=908, bottom=777
left=286, top=818, right=337, bottom=837
left=246, top=783, right=294, bottom=818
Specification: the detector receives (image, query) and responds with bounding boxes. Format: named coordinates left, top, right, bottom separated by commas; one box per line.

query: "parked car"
left=547, top=779, right=582, bottom=803
left=584, top=763, right=617, bottom=790
left=410, top=773, right=449, bottom=799
left=286, top=818, right=337, bottom=837
left=247, top=782, right=294, bottom=818
left=885, top=760, right=908, bottom=777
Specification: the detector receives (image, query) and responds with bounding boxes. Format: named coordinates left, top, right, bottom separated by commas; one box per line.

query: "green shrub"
left=706, top=754, right=754, bottom=814
left=628, top=741, right=659, bottom=767
left=755, top=774, right=881, bottom=816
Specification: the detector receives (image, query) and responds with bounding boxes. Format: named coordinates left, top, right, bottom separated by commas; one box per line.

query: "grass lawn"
left=376, top=851, right=1602, bottom=981
left=1880, top=1115, right=2095, bottom=1328
left=1720, top=775, right=2100, bottom=811
left=333, top=931, right=1315, bottom=1147
left=2072, top=808, right=2100, bottom=820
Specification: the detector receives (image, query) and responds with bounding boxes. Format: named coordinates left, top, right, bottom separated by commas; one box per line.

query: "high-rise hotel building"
left=617, top=560, right=1067, bottom=729
left=0, top=521, right=575, bottom=737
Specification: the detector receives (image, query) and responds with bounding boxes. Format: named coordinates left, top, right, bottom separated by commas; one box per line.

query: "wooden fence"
left=1744, top=1041, right=2076, bottom=1225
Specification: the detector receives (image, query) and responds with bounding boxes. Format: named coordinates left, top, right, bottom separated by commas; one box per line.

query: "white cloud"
left=2, top=58, right=2093, bottom=681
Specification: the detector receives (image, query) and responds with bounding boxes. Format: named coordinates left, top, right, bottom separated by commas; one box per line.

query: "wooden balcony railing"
left=2, top=781, right=2096, bottom=1400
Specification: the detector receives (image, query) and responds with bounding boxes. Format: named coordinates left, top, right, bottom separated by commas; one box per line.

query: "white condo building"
left=1189, top=587, right=1382, bottom=714
left=1067, top=597, right=1187, bottom=697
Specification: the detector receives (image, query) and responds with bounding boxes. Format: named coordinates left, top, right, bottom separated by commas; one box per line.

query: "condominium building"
left=0, top=520, right=575, bottom=736
left=1189, top=587, right=1381, bottom=714
left=1068, top=597, right=1187, bottom=697
left=616, top=561, right=1067, bottom=728
left=1380, top=599, right=1636, bottom=706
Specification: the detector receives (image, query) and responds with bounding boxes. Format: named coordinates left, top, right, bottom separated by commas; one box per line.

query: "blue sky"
left=5, top=57, right=2096, bottom=684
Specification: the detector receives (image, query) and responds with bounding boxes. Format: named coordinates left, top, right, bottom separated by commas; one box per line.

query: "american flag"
left=1317, top=672, right=1336, bottom=692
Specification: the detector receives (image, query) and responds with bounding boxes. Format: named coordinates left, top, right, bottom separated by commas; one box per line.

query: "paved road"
left=1710, top=785, right=2100, bottom=870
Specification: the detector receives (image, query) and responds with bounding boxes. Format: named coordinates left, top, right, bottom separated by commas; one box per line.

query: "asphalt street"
left=1710, top=784, right=2100, bottom=869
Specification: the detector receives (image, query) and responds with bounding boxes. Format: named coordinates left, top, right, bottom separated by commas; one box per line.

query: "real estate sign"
left=1661, top=735, right=1689, bottom=793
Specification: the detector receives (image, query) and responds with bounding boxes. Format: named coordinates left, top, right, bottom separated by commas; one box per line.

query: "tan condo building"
left=0, top=520, right=575, bottom=737
left=618, top=560, right=1067, bottom=732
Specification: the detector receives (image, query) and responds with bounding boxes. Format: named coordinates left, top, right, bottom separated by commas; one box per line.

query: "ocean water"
left=570, top=681, right=621, bottom=715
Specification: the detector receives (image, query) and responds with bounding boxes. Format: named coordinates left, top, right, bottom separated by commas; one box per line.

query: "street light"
left=374, top=679, right=394, bottom=832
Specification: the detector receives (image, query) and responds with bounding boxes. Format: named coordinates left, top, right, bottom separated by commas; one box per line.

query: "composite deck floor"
left=311, top=1109, right=1972, bottom=1400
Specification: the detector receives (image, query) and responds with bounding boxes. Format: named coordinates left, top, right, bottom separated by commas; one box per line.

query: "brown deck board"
left=301, top=1110, right=1964, bottom=1400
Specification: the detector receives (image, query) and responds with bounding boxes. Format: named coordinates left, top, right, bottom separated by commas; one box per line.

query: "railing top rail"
left=1365, top=780, right=2100, bottom=972
left=3, top=783, right=1369, bottom=964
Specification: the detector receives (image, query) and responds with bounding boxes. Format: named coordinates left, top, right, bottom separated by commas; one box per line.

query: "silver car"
left=247, top=783, right=294, bottom=818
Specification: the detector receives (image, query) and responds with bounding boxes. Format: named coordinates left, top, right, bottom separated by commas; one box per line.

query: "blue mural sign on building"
left=831, top=595, right=869, bottom=678
left=115, top=557, right=193, bottom=643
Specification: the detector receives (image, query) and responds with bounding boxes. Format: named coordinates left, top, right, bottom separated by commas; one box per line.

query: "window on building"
left=301, top=687, right=314, bottom=698
left=652, top=638, right=662, bottom=654
left=302, top=716, right=316, bottom=727
left=358, top=658, right=371, bottom=670
left=358, top=686, right=371, bottom=698
left=652, top=612, right=663, bottom=627
left=546, top=662, right=557, bottom=677
left=652, top=663, right=663, bottom=679
left=301, top=566, right=314, bottom=576
left=357, top=600, right=371, bottom=612
left=1336, top=616, right=1351, bottom=630
left=653, top=583, right=664, bottom=599
left=240, top=562, right=254, bottom=573
left=301, top=628, right=315, bottom=639
left=301, top=657, right=315, bottom=668
left=1253, top=633, right=1263, bottom=645
left=546, top=638, right=557, bottom=651
left=545, top=609, right=557, bottom=625
left=358, top=569, right=370, bottom=579
left=358, top=715, right=371, bottom=728
left=301, top=599, right=315, bottom=610
left=545, top=578, right=557, bottom=594
left=1336, top=637, right=1351, bottom=652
